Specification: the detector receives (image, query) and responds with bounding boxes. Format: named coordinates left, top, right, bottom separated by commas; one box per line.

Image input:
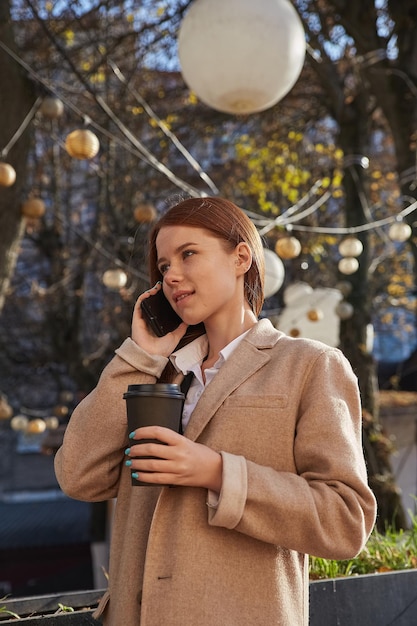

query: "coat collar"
left=184, top=319, right=282, bottom=441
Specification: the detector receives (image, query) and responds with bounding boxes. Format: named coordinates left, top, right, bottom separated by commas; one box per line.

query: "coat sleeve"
left=54, top=338, right=168, bottom=502
left=207, top=347, right=377, bottom=560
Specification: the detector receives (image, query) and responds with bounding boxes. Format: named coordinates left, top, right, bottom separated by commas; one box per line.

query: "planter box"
left=0, top=589, right=103, bottom=624
left=310, top=569, right=417, bottom=626
left=3, top=571, right=417, bottom=624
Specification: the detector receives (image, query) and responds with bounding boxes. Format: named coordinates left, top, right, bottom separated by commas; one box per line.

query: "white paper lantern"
left=338, top=236, right=363, bottom=258
left=338, top=257, right=359, bottom=275
left=263, top=248, right=285, bottom=298
left=178, top=0, right=306, bottom=114
left=388, top=221, right=412, bottom=243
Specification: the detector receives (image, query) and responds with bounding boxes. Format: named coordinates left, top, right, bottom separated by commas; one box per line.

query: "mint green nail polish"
left=125, top=447, right=131, bottom=455
left=125, top=460, right=132, bottom=467
left=131, top=473, right=139, bottom=480
left=129, top=431, right=135, bottom=439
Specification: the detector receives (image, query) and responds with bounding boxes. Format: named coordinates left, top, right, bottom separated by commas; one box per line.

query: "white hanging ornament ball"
left=65, top=129, right=100, bottom=159
left=263, top=248, right=285, bottom=298
left=338, top=236, right=363, bottom=258
left=338, top=257, right=359, bottom=275
left=336, top=280, right=353, bottom=297
left=275, top=236, right=302, bottom=259
left=388, top=221, right=412, bottom=243
left=335, top=301, right=354, bottom=320
left=178, top=0, right=306, bottom=114
left=44, top=416, right=60, bottom=430
left=0, top=162, right=16, bottom=187
left=102, top=268, right=128, bottom=290
left=10, top=415, right=29, bottom=431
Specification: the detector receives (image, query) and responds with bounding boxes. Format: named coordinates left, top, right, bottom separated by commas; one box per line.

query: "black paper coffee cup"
left=123, top=383, right=184, bottom=486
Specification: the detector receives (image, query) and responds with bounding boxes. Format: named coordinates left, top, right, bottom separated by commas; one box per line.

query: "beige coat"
left=55, top=319, right=376, bottom=625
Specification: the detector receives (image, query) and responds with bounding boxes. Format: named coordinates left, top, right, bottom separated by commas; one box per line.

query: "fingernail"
left=125, top=459, right=132, bottom=467
left=125, top=447, right=131, bottom=455
left=131, top=473, right=139, bottom=480
left=129, top=432, right=136, bottom=439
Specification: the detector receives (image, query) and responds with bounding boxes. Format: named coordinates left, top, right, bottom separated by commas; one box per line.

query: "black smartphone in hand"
left=140, top=289, right=183, bottom=337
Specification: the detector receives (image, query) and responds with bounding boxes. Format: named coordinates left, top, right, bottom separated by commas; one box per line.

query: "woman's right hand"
left=131, top=283, right=188, bottom=357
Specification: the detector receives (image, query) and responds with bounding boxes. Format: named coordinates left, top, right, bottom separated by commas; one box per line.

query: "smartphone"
left=140, top=289, right=183, bottom=337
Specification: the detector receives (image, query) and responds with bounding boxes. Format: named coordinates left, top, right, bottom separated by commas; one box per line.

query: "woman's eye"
left=182, top=250, right=195, bottom=259
left=158, top=263, right=169, bottom=275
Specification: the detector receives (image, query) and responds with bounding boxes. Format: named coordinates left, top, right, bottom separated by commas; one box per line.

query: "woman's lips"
left=173, top=291, right=193, bottom=305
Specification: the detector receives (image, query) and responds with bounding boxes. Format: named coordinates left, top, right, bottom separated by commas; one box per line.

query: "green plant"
left=309, top=509, right=417, bottom=580
left=0, top=598, right=20, bottom=620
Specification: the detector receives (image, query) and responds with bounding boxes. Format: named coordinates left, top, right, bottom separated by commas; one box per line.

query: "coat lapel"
left=184, top=319, right=280, bottom=442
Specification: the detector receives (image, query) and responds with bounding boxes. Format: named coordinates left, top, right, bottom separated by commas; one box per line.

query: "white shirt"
left=170, top=330, right=251, bottom=430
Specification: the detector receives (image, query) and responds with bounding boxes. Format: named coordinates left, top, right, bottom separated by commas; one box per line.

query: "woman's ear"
left=234, top=242, right=253, bottom=275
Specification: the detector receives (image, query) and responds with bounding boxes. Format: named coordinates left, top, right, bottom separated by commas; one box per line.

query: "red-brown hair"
left=148, top=196, right=265, bottom=316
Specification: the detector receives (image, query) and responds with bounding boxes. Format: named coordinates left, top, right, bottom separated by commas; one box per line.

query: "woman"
left=55, top=196, right=376, bottom=625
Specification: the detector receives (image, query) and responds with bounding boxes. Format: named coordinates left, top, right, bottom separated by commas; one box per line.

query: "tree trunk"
left=338, top=98, right=407, bottom=530
left=0, top=1, right=36, bottom=312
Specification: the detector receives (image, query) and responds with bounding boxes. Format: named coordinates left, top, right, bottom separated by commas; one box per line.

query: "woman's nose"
left=163, top=263, right=181, bottom=284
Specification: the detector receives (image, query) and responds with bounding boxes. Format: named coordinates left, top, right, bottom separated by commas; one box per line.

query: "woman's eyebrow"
left=157, top=241, right=199, bottom=264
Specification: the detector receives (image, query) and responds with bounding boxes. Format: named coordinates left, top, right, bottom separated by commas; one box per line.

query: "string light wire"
left=0, top=38, right=207, bottom=198
left=108, top=59, right=219, bottom=195
left=0, top=96, right=42, bottom=158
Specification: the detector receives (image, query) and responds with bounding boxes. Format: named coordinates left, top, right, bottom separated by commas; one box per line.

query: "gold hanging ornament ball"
left=26, top=418, right=47, bottom=434
left=289, top=328, right=301, bottom=338
left=53, top=404, right=69, bottom=418
left=40, top=97, right=64, bottom=119
left=307, top=308, right=324, bottom=322
left=275, top=236, right=302, bottom=259
left=21, top=197, right=46, bottom=219
left=0, top=396, right=13, bottom=420
left=0, top=162, right=16, bottom=187
left=133, top=202, right=157, bottom=224
left=65, top=129, right=100, bottom=159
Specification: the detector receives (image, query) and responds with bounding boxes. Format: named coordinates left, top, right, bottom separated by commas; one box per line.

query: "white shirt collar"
left=170, top=329, right=251, bottom=376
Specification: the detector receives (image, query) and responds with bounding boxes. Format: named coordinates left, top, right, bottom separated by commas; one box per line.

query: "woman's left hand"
left=126, top=426, right=222, bottom=492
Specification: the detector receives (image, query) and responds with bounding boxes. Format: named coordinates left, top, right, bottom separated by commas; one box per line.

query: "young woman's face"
left=155, top=225, right=249, bottom=328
